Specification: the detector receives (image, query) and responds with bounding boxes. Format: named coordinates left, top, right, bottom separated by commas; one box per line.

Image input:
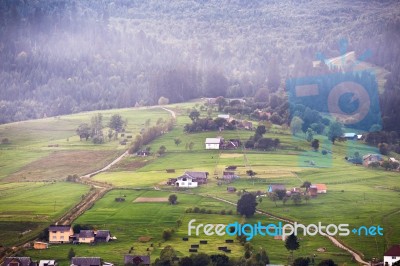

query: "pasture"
left=0, top=182, right=88, bottom=246
left=26, top=189, right=354, bottom=266
left=1, top=100, right=399, bottom=264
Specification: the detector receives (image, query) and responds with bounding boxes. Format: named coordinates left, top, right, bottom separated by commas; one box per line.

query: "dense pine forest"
left=0, top=0, right=400, bottom=132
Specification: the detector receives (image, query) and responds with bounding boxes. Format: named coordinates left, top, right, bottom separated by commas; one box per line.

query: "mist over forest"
left=1, top=0, right=400, bottom=131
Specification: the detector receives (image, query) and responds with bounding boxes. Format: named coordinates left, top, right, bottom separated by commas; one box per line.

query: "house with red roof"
left=384, top=245, right=400, bottom=266
left=310, top=184, right=327, bottom=194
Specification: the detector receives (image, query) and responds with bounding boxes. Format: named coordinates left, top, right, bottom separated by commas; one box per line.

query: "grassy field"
left=0, top=182, right=89, bottom=246
left=1, top=101, right=400, bottom=264
left=26, top=189, right=354, bottom=266
left=0, top=107, right=170, bottom=181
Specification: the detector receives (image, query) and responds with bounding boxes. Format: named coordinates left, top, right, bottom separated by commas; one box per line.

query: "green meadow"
left=26, top=189, right=354, bottom=266
left=0, top=182, right=88, bottom=246
left=1, top=101, right=399, bottom=265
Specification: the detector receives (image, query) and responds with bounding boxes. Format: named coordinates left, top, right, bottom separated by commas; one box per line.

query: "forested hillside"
left=0, top=0, right=400, bottom=130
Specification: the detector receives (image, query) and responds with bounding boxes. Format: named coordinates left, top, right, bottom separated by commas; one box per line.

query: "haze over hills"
left=0, top=0, right=400, bottom=131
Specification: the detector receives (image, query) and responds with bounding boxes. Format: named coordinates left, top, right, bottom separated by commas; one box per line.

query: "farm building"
left=205, top=138, right=223, bottom=149
left=78, top=230, right=95, bottom=243
left=167, top=178, right=178, bottom=185
left=240, top=121, right=253, bottom=130
left=221, top=139, right=241, bottom=150
left=217, top=114, right=230, bottom=120
left=124, top=255, right=150, bottom=266
left=95, top=230, right=111, bottom=243
left=70, top=257, right=103, bottom=266
left=342, top=133, right=357, bottom=140
left=384, top=244, right=400, bottom=266
left=175, top=175, right=198, bottom=188
left=308, top=187, right=318, bottom=197
left=221, top=171, right=240, bottom=181
left=33, top=241, right=48, bottom=250
left=185, top=171, right=209, bottom=184
left=136, top=150, right=150, bottom=157
left=48, top=225, right=74, bottom=243
left=2, top=257, right=37, bottom=266
left=267, top=184, right=286, bottom=193
left=310, top=184, right=327, bottom=194
left=38, top=260, right=57, bottom=266
left=363, top=154, right=383, bottom=167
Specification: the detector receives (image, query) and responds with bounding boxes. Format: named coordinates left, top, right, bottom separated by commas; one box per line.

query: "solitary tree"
left=301, top=181, right=312, bottom=192
left=109, top=114, right=124, bottom=132
left=174, top=138, right=182, bottom=146
left=215, top=96, right=227, bottom=111
left=285, top=233, right=300, bottom=264
left=155, top=245, right=177, bottom=265
left=290, top=116, right=304, bottom=136
left=189, top=109, right=200, bottom=122
left=246, top=170, right=257, bottom=178
left=76, top=123, right=91, bottom=141
left=237, top=193, right=258, bottom=217
left=68, top=248, right=75, bottom=260
left=158, top=96, right=169, bottom=105
left=269, top=192, right=279, bottom=207
left=158, top=145, right=167, bottom=155
left=293, top=257, right=310, bottom=266
left=328, top=121, right=343, bottom=144
left=256, top=125, right=267, bottom=136
left=168, top=194, right=178, bottom=205
left=292, top=193, right=302, bottom=205
left=162, top=229, right=173, bottom=241
left=311, top=139, right=320, bottom=150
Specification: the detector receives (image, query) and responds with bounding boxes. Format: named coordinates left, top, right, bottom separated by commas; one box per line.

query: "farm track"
left=0, top=107, right=176, bottom=262
left=209, top=195, right=369, bottom=265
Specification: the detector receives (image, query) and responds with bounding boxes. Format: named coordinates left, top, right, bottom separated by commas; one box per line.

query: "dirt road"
left=210, top=195, right=369, bottom=265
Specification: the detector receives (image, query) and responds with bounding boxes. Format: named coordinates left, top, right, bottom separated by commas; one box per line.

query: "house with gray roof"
left=2, top=257, right=37, bottom=266
left=124, top=255, right=150, bottom=266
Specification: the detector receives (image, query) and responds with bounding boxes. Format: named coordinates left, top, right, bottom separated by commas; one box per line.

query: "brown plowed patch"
left=5, top=150, right=119, bottom=181
left=133, top=197, right=168, bottom=203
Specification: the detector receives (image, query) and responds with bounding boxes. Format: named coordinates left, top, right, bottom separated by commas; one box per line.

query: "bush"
left=186, top=208, right=193, bottom=213
left=200, top=208, right=206, bottom=213
left=220, top=210, right=226, bottom=215
left=322, top=150, right=327, bottom=155
left=193, top=207, right=200, bottom=213
left=162, top=229, right=173, bottom=241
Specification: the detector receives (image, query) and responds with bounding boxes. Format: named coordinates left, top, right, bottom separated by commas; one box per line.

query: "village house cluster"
left=1, top=255, right=150, bottom=266
left=47, top=225, right=113, bottom=244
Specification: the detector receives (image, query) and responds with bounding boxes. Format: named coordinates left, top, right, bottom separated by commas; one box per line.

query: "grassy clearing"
left=0, top=182, right=89, bottom=246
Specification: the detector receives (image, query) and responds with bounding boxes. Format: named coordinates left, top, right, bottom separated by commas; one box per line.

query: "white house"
left=217, top=114, right=230, bottom=120
left=205, top=138, right=222, bottom=150
left=175, top=175, right=198, bottom=188
left=384, top=245, right=400, bottom=266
